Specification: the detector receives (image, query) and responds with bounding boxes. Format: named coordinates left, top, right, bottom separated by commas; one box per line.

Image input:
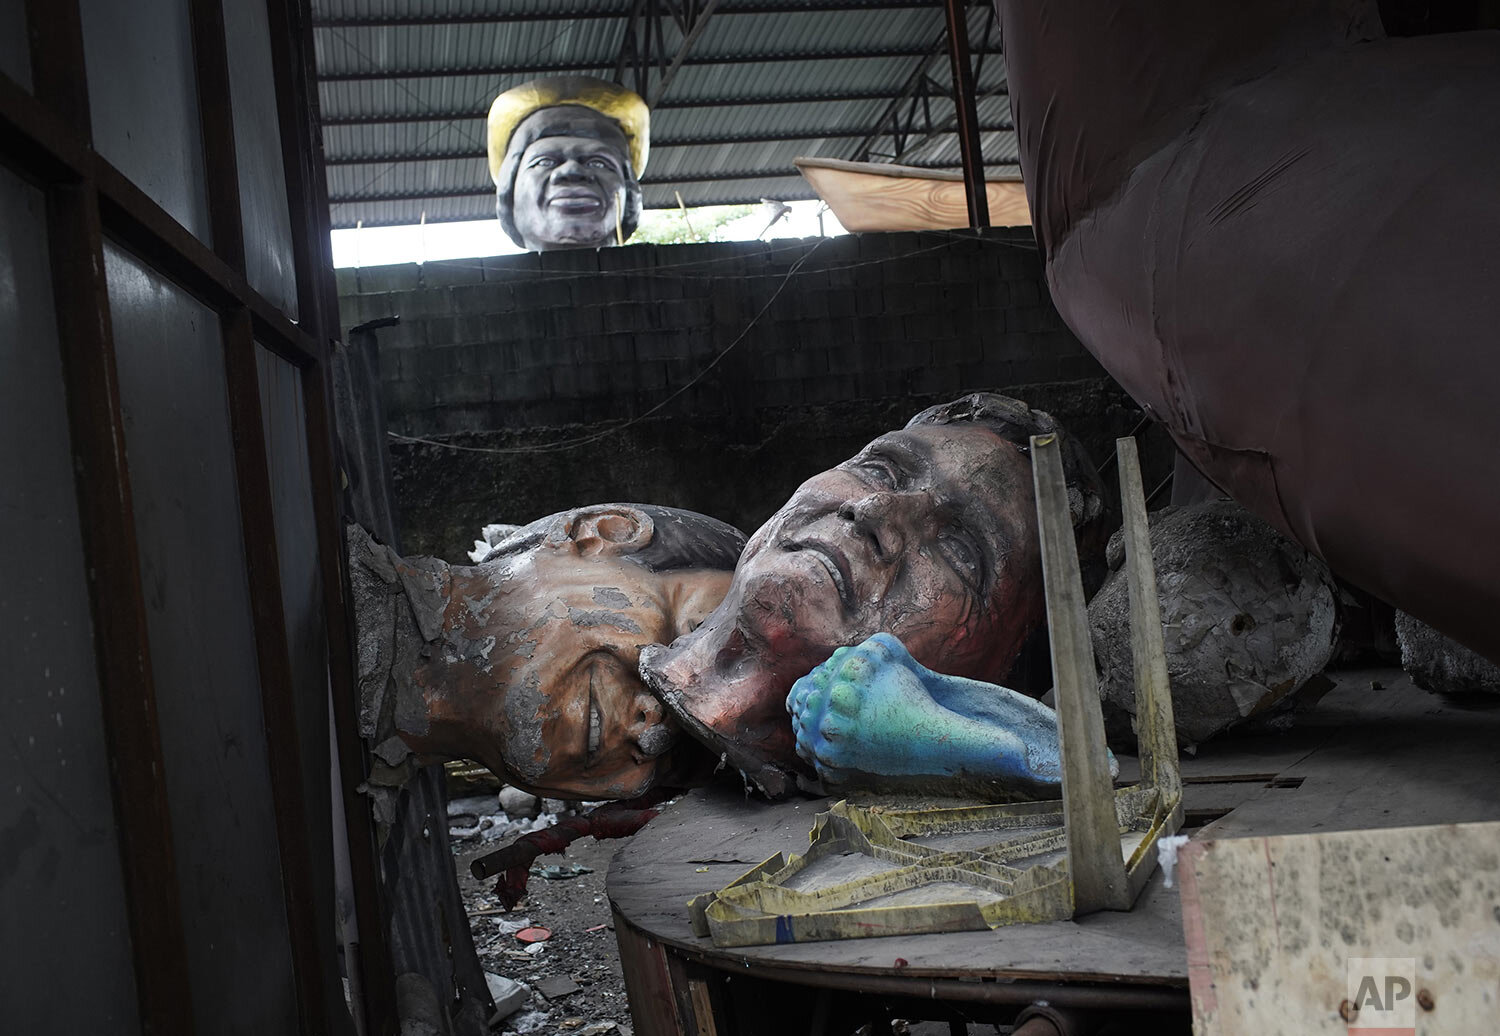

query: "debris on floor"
left=484, top=973, right=528, bottom=1022
left=455, top=802, right=634, bottom=1036
left=530, top=863, right=594, bottom=879
left=535, top=974, right=583, bottom=999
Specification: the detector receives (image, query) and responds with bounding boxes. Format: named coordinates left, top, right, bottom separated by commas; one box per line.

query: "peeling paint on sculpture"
left=640, top=393, right=1106, bottom=796
left=488, top=76, right=649, bottom=251
left=348, top=504, right=744, bottom=799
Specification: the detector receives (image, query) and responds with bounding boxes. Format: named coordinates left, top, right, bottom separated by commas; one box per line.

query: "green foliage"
left=631, top=204, right=758, bottom=245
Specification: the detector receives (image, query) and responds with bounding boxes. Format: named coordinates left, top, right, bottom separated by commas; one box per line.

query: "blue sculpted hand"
left=786, top=633, right=1081, bottom=794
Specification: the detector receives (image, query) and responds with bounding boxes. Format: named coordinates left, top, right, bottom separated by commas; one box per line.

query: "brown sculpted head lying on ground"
left=640, top=393, right=1106, bottom=795
left=349, top=505, right=745, bottom=800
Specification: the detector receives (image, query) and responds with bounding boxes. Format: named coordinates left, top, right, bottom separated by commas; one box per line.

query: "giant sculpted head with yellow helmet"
left=488, top=76, right=650, bottom=251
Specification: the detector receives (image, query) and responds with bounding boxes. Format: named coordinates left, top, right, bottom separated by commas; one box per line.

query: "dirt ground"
left=450, top=802, right=999, bottom=1036
left=454, top=828, right=634, bottom=1036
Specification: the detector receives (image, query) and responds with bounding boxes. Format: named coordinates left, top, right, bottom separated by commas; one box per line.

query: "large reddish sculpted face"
left=654, top=423, right=1049, bottom=771
left=735, top=423, right=1043, bottom=675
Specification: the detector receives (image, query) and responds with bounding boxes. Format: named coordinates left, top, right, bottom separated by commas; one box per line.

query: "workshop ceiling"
left=313, top=0, right=1014, bottom=228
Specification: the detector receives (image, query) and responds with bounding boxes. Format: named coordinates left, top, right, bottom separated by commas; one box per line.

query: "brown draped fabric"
left=996, top=0, right=1500, bottom=660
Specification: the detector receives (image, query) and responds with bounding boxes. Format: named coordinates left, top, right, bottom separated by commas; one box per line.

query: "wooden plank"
left=1033, top=433, right=1129, bottom=913
left=610, top=668, right=1500, bottom=986
left=610, top=784, right=1190, bottom=984
left=1117, top=438, right=1181, bottom=799
left=614, top=908, right=687, bottom=1036
left=1179, top=821, right=1500, bottom=1035
left=796, top=157, right=1031, bottom=232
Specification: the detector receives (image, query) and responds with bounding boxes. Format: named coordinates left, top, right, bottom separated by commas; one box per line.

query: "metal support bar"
left=0, top=73, right=319, bottom=366
left=44, top=175, right=198, bottom=1036
left=21, top=2, right=195, bottom=1029
left=187, top=0, right=245, bottom=267
left=850, top=24, right=949, bottom=163
left=649, top=0, right=722, bottom=106
left=264, top=0, right=398, bottom=1030
left=321, top=120, right=1017, bottom=164
left=613, top=0, right=648, bottom=92
left=189, top=0, right=336, bottom=1028
left=317, top=45, right=1004, bottom=83
left=318, top=87, right=1010, bottom=124
left=313, top=1, right=937, bottom=27
left=942, top=0, right=988, bottom=228
left=326, top=166, right=822, bottom=206
left=1031, top=433, right=1130, bottom=914
left=221, top=307, right=331, bottom=1035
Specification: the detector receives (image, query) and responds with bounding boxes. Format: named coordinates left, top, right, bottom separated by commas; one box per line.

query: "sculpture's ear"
left=558, top=505, right=655, bottom=558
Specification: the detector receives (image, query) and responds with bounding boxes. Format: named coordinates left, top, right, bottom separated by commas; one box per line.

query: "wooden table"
left=607, top=669, right=1500, bottom=1035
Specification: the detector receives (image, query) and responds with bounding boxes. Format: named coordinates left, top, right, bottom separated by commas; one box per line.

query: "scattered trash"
left=1158, top=834, right=1193, bottom=888
left=584, top=923, right=609, bottom=934
left=516, top=926, right=552, bottom=944
left=559, top=1018, right=585, bottom=1030
left=505, top=1009, right=552, bottom=1034
left=579, top=1023, right=618, bottom=1035
left=500, top=786, right=542, bottom=818
left=530, top=864, right=594, bottom=880
left=536, top=975, right=583, bottom=1000
left=484, top=973, right=529, bottom=1022
left=523, top=941, right=547, bottom=955
left=893, top=958, right=908, bottom=969
left=694, top=867, right=710, bottom=873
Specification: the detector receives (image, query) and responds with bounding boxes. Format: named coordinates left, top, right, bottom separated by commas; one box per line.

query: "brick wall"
left=335, top=230, right=1167, bottom=561
left=336, top=229, right=1106, bottom=440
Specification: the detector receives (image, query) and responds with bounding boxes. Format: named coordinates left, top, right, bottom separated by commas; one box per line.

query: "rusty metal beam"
left=942, top=0, right=988, bottom=227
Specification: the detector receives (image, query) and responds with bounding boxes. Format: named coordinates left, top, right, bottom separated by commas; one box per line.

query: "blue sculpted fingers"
left=786, top=633, right=940, bottom=782
left=786, top=633, right=1071, bottom=794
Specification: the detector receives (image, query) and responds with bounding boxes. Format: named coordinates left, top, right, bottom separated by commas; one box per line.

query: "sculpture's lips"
left=639, top=644, right=804, bottom=798
left=547, top=190, right=604, bottom=213
left=782, top=538, right=854, bottom=612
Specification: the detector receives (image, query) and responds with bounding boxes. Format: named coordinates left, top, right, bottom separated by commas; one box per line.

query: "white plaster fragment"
left=1158, top=834, right=1191, bottom=889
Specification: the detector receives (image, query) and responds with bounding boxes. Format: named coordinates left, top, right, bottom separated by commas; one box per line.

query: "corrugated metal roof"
left=313, top=0, right=1019, bottom=227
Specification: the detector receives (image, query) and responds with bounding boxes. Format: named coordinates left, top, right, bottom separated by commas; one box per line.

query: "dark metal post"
left=263, top=0, right=398, bottom=1030
left=188, top=0, right=338, bottom=1027
left=21, top=1, right=196, bottom=1030
left=942, top=0, right=990, bottom=228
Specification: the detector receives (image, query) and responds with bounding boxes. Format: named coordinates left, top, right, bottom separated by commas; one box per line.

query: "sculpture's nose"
left=630, top=691, right=675, bottom=758
left=837, top=490, right=928, bottom=559
left=552, top=158, right=593, bottom=182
